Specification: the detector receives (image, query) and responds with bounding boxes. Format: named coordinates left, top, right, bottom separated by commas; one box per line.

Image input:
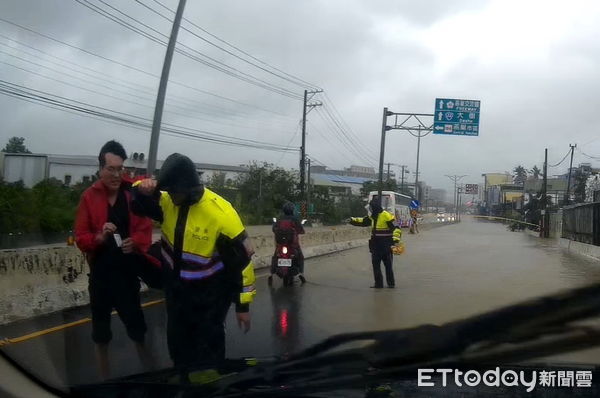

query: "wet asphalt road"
left=3, top=216, right=600, bottom=390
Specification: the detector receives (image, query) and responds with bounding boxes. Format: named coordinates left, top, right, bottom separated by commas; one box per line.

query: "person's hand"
left=102, top=222, right=117, bottom=236
left=137, top=179, right=157, bottom=196
left=236, top=312, right=251, bottom=333
left=122, top=238, right=135, bottom=254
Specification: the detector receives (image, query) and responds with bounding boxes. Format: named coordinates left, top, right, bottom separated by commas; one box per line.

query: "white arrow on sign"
left=438, top=100, right=444, bottom=109
left=434, top=125, right=444, bottom=130
left=438, top=112, right=443, bottom=120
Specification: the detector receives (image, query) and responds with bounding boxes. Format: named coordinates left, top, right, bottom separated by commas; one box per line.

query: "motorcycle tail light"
left=282, top=246, right=288, bottom=255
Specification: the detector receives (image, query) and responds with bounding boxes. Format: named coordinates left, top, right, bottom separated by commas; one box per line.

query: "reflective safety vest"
left=350, top=210, right=402, bottom=241
left=159, top=188, right=256, bottom=305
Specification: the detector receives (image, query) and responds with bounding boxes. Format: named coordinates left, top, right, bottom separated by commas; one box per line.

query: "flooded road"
left=3, top=216, right=600, bottom=388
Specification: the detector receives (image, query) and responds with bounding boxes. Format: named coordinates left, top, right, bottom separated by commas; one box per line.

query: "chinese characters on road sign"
left=434, top=98, right=481, bottom=136
left=465, top=184, right=479, bottom=194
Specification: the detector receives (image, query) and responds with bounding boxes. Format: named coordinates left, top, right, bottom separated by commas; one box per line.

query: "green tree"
left=236, top=162, right=298, bottom=224
left=207, top=172, right=227, bottom=190
left=573, top=170, right=588, bottom=203
left=205, top=172, right=239, bottom=206
left=530, top=165, right=542, bottom=180
left=32, top=178, right=76, bottom=234
left=513, top=165, right=528, bottom=185
left=2, top=136, right=31, bottom=153
left=0, top=180, right=36, bottom=233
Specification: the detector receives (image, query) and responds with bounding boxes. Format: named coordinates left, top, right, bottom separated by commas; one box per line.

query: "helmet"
left=282, top=201, right=295, bottom=216
left=369, top=198, right=383, bottom=215
left=157, top=153, right=200, bottom=193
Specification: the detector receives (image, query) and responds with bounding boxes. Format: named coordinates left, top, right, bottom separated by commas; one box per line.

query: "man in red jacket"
left=75, top=140, right=154, bottom=379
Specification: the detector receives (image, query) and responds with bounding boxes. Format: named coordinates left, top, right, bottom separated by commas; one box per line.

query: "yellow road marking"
left=0, top=299, right=166, bottom=347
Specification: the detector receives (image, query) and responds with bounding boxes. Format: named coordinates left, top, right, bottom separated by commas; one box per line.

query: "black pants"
left=89, top=255, right=146, bottom=344
left=165, top=278, right=233, bottom=371
left=371, top=250, right=394, bottom=287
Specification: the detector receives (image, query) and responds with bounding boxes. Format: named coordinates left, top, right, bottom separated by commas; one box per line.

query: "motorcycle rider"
left=271, top=201, right=306, bottom=284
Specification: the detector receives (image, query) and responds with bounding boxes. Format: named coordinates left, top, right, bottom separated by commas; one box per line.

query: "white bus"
left=367, top=191, right=413, bottom=228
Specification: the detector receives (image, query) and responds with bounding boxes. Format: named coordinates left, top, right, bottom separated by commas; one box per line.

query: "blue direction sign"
left=410, top=200, right=420, bottom=209
left=434, top=98, right=480, bottom=136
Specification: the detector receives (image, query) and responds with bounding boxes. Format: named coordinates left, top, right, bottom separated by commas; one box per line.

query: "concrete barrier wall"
left=559, top=238, right=600, bottom=262
left=0, top=226, right=370, bottom=325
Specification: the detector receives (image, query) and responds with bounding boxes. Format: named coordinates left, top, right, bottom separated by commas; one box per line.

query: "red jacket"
left=75, top=179, right=154, bottom=263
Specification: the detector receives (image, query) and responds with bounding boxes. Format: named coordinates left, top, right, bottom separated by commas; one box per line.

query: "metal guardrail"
left=562, top=202, right=600, bottom=246
left=473, top=215, right=540, bottom=229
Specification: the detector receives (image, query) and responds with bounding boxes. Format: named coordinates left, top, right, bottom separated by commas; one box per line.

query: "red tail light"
left=282, top=246, right=288, bottom=255
left=280, top=309, right=288, bottom=336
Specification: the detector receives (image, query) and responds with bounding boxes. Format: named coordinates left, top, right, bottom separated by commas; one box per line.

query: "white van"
left=367, top=191, right=413, bottom=228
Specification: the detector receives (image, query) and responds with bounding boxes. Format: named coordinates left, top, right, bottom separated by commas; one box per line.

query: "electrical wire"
left=133, top=0, right=317, bottom=90
left=0, top=80, right=298, bottom=153
left=548, top=149, right=572, bottom=168
left=0, top=17, right=297, bottom=117
left=0, top=51, right=295, bottom=133
left=73, top=0, right=303, bottom=99
left=316, top=107, right=376, bottom=167
left=322, top=92, right=377, bottom=161
left=0, top=36, right=294, bottom=122
left=577, top=147, right=600, bottom=160
left=147, top=0, right=321, bottom=90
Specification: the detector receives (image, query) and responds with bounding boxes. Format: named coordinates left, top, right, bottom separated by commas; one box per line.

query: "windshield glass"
left=1, top=0, right=600, bottom=396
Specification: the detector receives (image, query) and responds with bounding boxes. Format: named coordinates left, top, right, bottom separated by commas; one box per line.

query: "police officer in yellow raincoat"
left=349, top=198, right=401, bottom=288
left=132, top=153, right=256, bottom=377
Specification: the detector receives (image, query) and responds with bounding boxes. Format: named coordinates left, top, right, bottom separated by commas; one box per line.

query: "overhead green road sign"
left=434, top=98, right=480, bottom=136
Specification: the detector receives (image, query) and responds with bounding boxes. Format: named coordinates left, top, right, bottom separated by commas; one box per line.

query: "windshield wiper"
left=73, top=281, right=600, bottom=397
left=210, top=281, right=600, bottom=396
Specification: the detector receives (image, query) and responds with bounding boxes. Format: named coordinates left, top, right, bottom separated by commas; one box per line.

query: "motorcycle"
left=268, top=217, right=306, bottom=287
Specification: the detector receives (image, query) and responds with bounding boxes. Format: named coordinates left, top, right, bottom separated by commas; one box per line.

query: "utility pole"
left=400, top=165, right=408, bottom=194
left=299, top=89, right=323, bottom=199
left=386, top=163, right=392, bottom=181
left=147, top=0, right=187, bottom=176
left=415, top=126, right=423, bottom=202
left=565, top=144, right=577, bottom=206
left=445, top=175, right=467, bottom=221
left=307, top=158, right=311, bottom=222
left=541, top=148, right=549, bottom=238
left=456, top=186, right=463, bottom=222
left=378, top=107, right=390, bottom=206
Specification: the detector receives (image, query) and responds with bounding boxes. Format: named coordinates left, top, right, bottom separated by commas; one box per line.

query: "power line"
left=0, top=48, right=295, bottom=132
left=316, top=108, right=373, bottom=166
left=316, top=107, right=376, bottom=167
left=320, top=104, right=377, bottom=163
left=0, top=80, right=298, bottom=153
left=0, top=17, right=296, bottom=117
left=0, top=36, right=274, bottom=121
left=322, top=92, right=377, bottom=160
left=307, top=120, right=358, bottom=166
left=133, top=0, right=318, bottom=90
left=73, top=0, right=303, bottom=99
left=275, top=119, right=302, bottom=167
left=577, top=147, right=600, bottom=160
left=147, top=0, right=321, bottom=90
left=548, top=149, right=572, bottom=168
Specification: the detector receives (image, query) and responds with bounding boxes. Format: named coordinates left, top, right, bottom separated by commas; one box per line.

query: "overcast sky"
left=1, top=0, right=599, bottom=194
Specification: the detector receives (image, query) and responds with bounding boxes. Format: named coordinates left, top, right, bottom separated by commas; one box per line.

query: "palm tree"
left=530, top=165, right=542, bottom=180
left=513, top=165, right=528, bottom=185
